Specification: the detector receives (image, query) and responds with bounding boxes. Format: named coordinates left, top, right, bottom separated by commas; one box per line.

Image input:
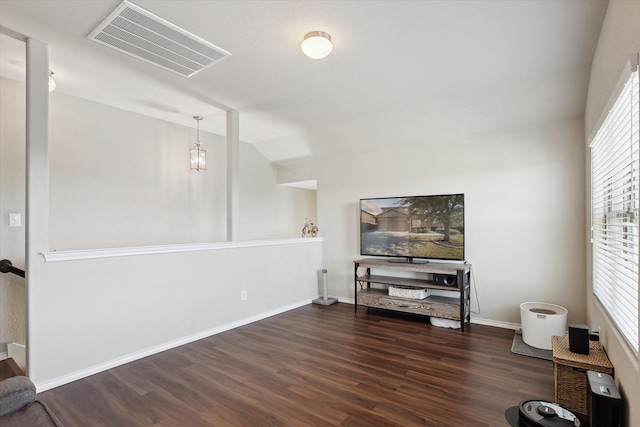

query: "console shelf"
left=354, top=258, right=472, bottom=332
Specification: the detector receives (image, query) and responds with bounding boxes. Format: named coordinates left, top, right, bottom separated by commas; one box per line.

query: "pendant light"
left=190, top=116, right=206, bottom=171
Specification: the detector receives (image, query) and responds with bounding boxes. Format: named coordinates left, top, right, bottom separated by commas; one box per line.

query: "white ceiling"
left=0, top=0, right=608, bottom=165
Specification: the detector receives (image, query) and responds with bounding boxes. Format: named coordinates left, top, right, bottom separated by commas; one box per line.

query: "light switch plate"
left=9, top=213, right=21, bottom=227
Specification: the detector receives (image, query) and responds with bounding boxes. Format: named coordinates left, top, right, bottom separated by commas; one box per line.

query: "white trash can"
left=520, top=302, right=568, bottom=350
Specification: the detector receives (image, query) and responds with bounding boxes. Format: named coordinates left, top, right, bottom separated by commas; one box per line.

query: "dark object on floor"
left=512, top=332, right=552, bottom=361
left=505, top=400, right=581, bottom=426
left=588, top=371, right=622, bottom=427
left=0, top=376, right=64, bottom=426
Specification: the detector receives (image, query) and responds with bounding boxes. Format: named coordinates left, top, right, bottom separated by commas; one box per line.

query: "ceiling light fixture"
left=48, top=71, right=56, bottom=92
left=190, top=116, right=206, bottom=171
left=301, top=31, right=333, bottom=59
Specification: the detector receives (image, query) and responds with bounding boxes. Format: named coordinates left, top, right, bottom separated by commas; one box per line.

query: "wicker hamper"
left=552, top=336, right=613, bottom=417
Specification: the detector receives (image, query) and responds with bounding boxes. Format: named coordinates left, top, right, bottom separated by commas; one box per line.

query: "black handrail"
left=0, top=259, right=25, bottom=278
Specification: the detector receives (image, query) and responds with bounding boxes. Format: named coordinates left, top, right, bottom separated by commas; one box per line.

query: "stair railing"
left=0, top=259, right=25, bottom=278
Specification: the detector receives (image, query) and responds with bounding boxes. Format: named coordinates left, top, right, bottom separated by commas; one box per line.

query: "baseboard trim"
left=470, top=317, right=520, bottom=330
left=34, top=299, right=313, bottom=392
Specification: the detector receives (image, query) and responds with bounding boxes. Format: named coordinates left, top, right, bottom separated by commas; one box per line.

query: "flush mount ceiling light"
left=301, top=31, right=332, bottom=59
left=190, top=116, right=206, bottom=171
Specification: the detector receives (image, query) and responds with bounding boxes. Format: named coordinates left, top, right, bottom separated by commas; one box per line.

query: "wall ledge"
left=42, top=237, right=323, bottom=262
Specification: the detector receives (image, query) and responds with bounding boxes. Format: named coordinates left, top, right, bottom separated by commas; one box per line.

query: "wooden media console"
left=354, top=258, right=472, bottom=331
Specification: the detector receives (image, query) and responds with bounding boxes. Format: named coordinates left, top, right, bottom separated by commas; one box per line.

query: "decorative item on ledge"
left=301, top=218, right=318, bottom=237
left=190, top=115, right=206, bottom=171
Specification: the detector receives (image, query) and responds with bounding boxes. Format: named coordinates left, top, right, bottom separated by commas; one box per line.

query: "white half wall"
left=30, top=239, right=323, bottom=389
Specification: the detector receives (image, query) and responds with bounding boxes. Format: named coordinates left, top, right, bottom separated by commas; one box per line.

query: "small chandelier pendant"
left=190, top=115, right=206, bottom=171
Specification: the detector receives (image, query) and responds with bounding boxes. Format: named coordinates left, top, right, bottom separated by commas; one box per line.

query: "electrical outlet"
left=9, top=213, right=21, bottom=227
left=241, top=290, right=247, bottom=301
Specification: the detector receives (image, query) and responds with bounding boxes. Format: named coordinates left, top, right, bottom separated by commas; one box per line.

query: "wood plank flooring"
left=0, top=357, right=24, bottom=380
left=38, top=303, right=553, bottom=426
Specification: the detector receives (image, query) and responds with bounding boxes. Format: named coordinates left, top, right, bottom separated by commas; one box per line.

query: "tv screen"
left=360, top=194, right=465, bottom=262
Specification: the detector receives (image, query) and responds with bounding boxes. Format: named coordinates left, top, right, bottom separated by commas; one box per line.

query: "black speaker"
left=588, top=371, right=622, bottom=427
left=433, top=274, right=457, bottom=287
left=569, top=323, right=590, bottom=354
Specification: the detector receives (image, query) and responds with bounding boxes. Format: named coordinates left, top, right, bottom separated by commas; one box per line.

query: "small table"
left=552, top=335, right=613, bottom=417
left=0, top=358, right=24, bottom=380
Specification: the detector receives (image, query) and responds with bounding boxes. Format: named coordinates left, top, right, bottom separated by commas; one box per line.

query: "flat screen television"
left=360, top=194, right=465, bottom=263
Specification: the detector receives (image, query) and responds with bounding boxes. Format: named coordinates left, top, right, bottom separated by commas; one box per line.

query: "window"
left=590, top=56, right=639, bottom=352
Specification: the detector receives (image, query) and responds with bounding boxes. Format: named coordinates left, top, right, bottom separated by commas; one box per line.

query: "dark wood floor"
left=39, top=303, right=553, bottom=426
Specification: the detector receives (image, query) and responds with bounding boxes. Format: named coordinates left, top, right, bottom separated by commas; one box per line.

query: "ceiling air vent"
left=87, top=0, right=230, bottom=77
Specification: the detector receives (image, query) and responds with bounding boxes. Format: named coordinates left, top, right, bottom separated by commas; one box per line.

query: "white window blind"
left=590, top=58, right=639, bottom=352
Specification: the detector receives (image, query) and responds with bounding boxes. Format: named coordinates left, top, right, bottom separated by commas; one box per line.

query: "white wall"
left=31, top=240, right=323, bottom=389
left=584, top=1, right=640, bottom=425
left=45, top=91, right=316, bottom=249
left=48, top=92, right=228, bottom=250
left=239, top=142, right=317, bottom=240
left=2, top=75, right=320, bottom=385
left=281, top=118, right=587, bottom=327
left=0, top=77, right=26, bottom=346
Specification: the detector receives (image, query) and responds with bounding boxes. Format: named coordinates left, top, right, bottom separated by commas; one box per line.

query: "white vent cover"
left=88, top=0, right=230, bottom=77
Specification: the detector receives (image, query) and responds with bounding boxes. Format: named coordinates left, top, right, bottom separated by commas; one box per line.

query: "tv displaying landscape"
left=360, top=194, right=465, bottom=262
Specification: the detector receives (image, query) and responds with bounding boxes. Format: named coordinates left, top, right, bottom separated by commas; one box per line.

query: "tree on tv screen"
left=403, top=195, right=464, bottom=242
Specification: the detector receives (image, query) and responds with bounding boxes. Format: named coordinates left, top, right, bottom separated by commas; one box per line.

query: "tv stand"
left=354, top=258, right=471, bottom=332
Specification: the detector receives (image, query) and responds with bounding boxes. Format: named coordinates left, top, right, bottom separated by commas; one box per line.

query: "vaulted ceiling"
left=0, top=0, right=608, bottom=164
